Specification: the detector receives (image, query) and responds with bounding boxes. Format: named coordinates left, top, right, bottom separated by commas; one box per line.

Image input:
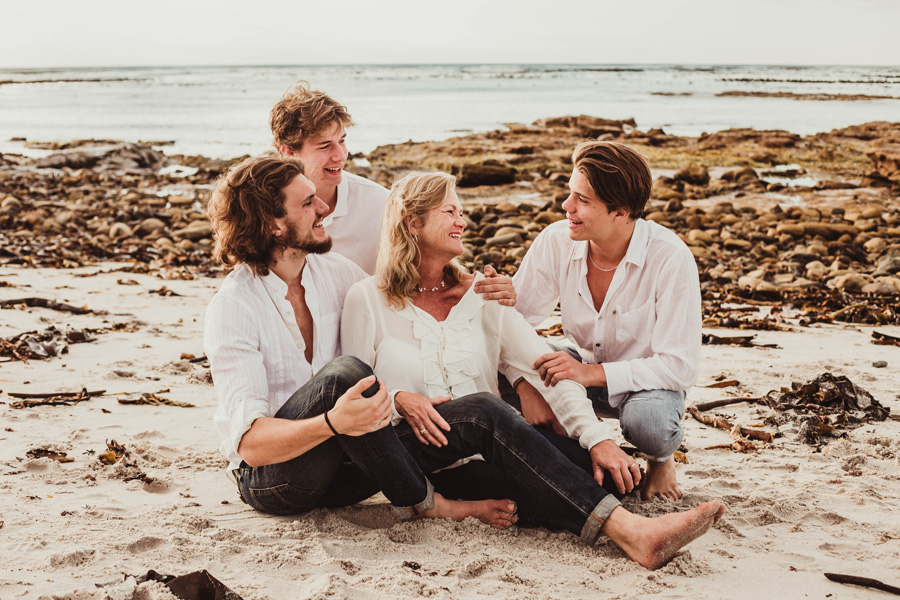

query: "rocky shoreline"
left=1, top=117, right=898, bottom=328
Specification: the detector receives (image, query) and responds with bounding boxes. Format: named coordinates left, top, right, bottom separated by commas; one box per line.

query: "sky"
left=3, top=0, right=900, bottom=69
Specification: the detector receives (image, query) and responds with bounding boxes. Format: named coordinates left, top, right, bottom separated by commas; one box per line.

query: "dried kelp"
left=9, top=388, right=104, bottom=408
left=0, top=297, right=93, bottom=314
left=762, top=373, right=890, bottom=445
left=872, top=330, right=900, bottom=347
left=702, top=333, right=780, bottom=348
left=26, top=448, right=74, bottom=463
left=1, top=326, right=96, bottom=362
left=117, top=390, right=195, bottom=408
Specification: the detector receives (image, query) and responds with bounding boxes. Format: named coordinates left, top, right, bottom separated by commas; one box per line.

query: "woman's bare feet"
left=641, top=457, right=682, bottom=501
left=601, top=501, right=726, bottom=569
left=423, top=493, right=518, bottom=530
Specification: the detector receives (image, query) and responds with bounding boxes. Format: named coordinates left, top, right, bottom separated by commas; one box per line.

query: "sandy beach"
left=2, top=264, right=898, bottom=599
left=2, top=116, right=899, bottom=599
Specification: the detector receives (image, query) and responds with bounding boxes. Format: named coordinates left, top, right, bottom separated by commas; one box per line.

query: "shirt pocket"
left=614, top=300, right=654, bottom=346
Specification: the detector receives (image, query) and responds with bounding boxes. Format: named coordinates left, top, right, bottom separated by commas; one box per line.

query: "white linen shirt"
left=323, top=171, right=389, bottom=275
left=509, top=219, right=701, bottom=408
left=340, top=274, right=614, bottom=451
left=204, top=256, right=366, bottom=470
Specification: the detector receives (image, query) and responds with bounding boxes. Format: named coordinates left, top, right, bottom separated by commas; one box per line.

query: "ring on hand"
left=420, top=428, right=427, bottom=435
left=629, top=463, right=638, bottom=468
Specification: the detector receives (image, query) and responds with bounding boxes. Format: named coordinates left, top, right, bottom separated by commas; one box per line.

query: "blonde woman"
left=340, top=172, right=724, bottom=569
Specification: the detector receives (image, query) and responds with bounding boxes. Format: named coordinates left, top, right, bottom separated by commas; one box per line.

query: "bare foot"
left=601, top=501, right=726, bottom=569
left=423, top=493, right=518, bottom=530
left=641, top=457, right=682, bottom=501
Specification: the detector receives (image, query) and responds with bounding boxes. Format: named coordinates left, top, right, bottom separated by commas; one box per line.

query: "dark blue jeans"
left=235, top=356, right=433, bottom=520
left=236, top=358, right=621, bottom=542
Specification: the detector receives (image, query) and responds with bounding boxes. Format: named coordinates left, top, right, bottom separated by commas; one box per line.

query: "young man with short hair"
left=507, top=141, right=702, bottom=502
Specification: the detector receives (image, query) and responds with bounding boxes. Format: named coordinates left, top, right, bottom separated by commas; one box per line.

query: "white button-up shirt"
left=204, top=256, right=366, bottom=470
left=341, top=274, right=614, bottom=451
left=323, top=171, right=389, bottom=275
left=510, top=219, right=701, bottom=408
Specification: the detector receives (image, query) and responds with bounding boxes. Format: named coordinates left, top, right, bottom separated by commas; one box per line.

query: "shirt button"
left=595, top=343, right=600, bottom=347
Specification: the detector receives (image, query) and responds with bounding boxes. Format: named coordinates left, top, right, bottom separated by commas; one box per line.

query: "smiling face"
left=561, top=168, right=628, bottom=242
left=409, top=190, right=467, bottom=260
left=273, top=174, right=332, bottom=255
left=284, top=121, right=348, bottom=194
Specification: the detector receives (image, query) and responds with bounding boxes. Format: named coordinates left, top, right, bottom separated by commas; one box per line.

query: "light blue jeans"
left=557, top=345, right=686, bottom=465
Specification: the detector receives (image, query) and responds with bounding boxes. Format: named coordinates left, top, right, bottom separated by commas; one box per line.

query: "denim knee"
left=320, top=355, right=374, bottom=389
left=618, top=390, right=685, bottom=462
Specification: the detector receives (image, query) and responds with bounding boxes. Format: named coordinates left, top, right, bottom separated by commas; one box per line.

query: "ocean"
left=1, top=64, right=898, bottom=160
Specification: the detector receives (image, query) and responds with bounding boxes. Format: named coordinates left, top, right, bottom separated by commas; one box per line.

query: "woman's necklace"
left=588, top=245, right=619, bottom=273
left=417, top=279, right=446, bottom=293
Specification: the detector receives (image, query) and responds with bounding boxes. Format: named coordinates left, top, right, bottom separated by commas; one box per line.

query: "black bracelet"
left=323, top=410, right=340, bottom=436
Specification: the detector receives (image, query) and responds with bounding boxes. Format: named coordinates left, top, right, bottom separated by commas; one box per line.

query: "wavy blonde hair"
left=270, top=81, right=354, bottom=152
left=376, top=171, right=467, bottom=310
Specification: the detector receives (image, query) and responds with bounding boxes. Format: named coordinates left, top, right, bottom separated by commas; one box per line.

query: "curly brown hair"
left=270, top=81, right=355, bottom=152
left=208, top=156, right=305, bottom=276
left=572, top=141, right=652, bottom=219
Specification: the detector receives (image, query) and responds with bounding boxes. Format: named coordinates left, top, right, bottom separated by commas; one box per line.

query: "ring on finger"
left=420, top=428, right=427, bottom=435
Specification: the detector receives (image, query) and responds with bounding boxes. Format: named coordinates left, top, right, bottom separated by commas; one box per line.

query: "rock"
left=873, top=361, right=888, bottom=368
left=109, top=222, right=133, bottom=239
left=720, top=167, right=759, bottom=183
left=457, top=164, right=517, bottom=187
left=494, top=201, right=518, bottom=213
left=674, top=163, right=709, bottom=186
left=866, top=144, right=900, bottom=184
left=864, top=237, right=886, bottom=254
left=833, top=273, right=869, bottom=292
left=134, top=218, right=167, bottom=237
left=873, top=256, right=900, bottom=277
left=724, top=238, right=751, bottom=250
left=172, top=222, right=212, bottom=241
left=485, top=232, right=523, bottom=247
left=861, top=281, right=898, bottom=295
left=534, top=210, right=565, bottom=224
left=0, top=195, right=22, bottom=215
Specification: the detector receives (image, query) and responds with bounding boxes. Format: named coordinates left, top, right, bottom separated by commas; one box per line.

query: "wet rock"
left=0, top=195, right=22, bottom=215
left=457, top=164, right=517, bottom=187
left=833, top=273, right=870, bottom=292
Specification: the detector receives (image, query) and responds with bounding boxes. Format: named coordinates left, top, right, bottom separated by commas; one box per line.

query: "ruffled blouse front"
left=404, top=291, right=483, bottom=399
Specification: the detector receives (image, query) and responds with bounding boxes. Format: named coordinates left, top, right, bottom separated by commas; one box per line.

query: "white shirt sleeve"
left=204, top=293, right=273, bottom=465
left=495, top=304, right=614, bottom=450
left=602, top=249, right=702, bottom=397
left=511, top=225, right=564, bottom=326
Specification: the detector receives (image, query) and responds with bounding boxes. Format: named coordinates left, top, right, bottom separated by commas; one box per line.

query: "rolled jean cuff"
left=644, top=452, right=673, bottom=465
left=579, top=494, right=621, bottom=545
left=392, top=478, right=435, bottom=521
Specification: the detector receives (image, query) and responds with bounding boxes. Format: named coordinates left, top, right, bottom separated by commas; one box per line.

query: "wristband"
left=323, top=410, right=340, bottom=436
left=512, top=377, right=526, bottom=390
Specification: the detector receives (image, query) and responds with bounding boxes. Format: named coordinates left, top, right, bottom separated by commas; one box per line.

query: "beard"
left=280, top=219, right=333, bottom=255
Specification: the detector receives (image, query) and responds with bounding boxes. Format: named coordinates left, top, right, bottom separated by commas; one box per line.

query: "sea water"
left=1, top=64, right=898, bottom=159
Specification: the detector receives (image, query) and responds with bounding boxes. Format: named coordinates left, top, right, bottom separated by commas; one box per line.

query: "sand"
left=1, top=264, right=899, bottom=599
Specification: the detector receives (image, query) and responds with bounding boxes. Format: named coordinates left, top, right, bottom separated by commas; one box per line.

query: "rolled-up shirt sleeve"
left=204, top=293, right=272, bottom=468
left=496, top=305, right=614, bottom=450
left=602, top=249, right=701, bottom=398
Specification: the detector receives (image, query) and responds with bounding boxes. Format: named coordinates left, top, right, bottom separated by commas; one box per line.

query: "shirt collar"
left=570, top=219, right=650, bottom=270
left=261, top=268, right=289, bottom=297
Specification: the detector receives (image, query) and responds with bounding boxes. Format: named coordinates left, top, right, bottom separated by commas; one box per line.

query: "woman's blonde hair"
left=376, top=171, right=467, bottom=310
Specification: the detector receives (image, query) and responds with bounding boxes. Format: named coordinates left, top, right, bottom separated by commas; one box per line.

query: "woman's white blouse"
left=340, top=274, right=613, bottom=451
